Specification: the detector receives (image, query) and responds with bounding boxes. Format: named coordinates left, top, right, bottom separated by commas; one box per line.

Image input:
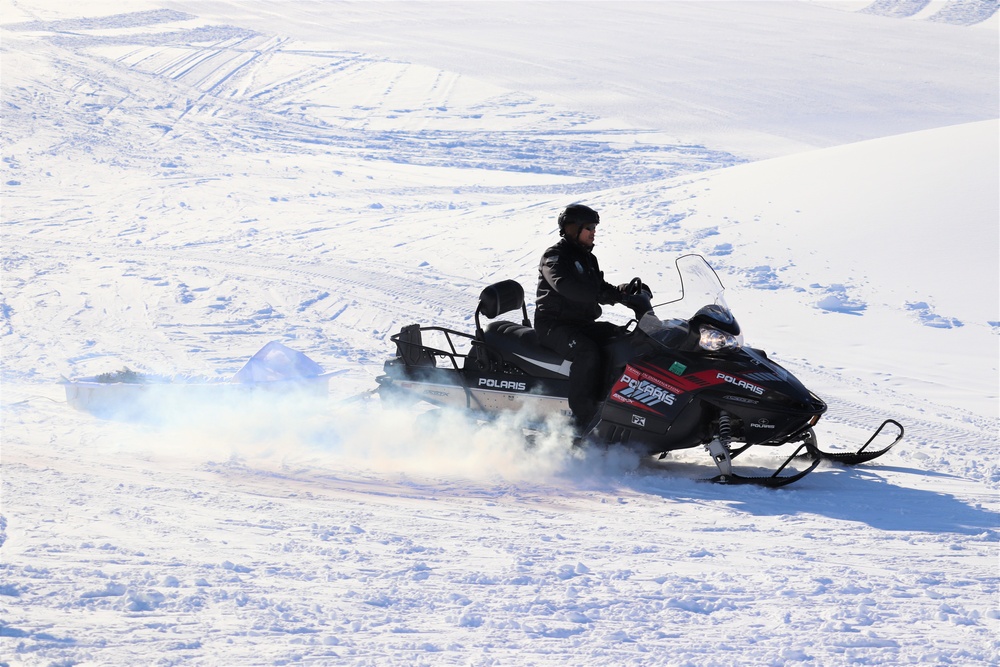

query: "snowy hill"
left=2, top=1, right=998, bottom=665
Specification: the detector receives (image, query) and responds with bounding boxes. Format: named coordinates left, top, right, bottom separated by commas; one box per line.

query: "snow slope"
left=1, top=1, right=998, bottom=665
left=177, top=0, right=1000, bottom=158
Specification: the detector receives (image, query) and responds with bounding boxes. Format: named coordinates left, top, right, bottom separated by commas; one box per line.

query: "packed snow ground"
left=1, top=1, right=998, bottom=665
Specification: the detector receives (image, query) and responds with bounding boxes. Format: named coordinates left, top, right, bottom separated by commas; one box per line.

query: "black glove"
left=619, top=277, right=653, bottom=299
left=621, top=291, right=653, bottom=316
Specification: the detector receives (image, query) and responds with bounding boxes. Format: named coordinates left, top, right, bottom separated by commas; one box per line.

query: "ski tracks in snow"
left=4, top=233, right=478, bottom=380
left=3, top=9, right=740, bottom=190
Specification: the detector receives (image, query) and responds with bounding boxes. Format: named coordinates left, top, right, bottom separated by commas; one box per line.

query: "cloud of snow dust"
left=313, top=396, right=646, bottom=484
left=100, top=381, right=644, bottom=485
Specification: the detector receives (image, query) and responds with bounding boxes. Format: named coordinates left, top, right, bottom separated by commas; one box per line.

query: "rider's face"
left=578, top=223, right=597, bottom=248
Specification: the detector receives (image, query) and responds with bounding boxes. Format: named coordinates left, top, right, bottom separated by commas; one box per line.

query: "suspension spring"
left=717, top=411, right=733, bottom=447
left=707, top=410, right=735, bottom=479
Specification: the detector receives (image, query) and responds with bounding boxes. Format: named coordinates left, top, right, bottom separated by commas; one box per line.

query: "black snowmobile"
left=376, top=254, right=903, bottom=487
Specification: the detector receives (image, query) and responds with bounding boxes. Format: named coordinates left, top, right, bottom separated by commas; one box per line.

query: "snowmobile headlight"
left=699, top=326, right=742, bottom=352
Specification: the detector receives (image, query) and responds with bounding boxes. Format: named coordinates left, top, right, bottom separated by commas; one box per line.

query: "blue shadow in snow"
left=626, top=462, right=999, bottom=537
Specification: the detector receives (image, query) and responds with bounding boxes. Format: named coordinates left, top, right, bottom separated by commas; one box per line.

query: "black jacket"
left=535, top=238, right=620, bottom=330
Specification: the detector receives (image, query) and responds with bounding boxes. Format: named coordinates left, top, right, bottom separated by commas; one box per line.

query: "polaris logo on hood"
left=478, top=378, right=527, bottom=392
left=717, top=373, right=764, bottom=396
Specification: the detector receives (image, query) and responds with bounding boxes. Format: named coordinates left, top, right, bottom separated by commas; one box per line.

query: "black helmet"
left=557, top=204, right=599, bottom=236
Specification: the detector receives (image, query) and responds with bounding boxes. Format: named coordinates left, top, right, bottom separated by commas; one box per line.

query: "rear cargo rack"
left=390, top=325, right=475, bottom=371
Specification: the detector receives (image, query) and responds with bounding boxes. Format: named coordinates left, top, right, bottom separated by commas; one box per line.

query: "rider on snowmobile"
left=535, top=204, right=647, bottom=435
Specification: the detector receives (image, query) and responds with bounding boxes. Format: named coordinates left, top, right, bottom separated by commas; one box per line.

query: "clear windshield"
left=638, top=254, right=733, bottom=342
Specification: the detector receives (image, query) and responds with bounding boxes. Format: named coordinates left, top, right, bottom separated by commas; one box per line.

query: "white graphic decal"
left=514, top=354, right=572, bottom=377
left=617, top=374, right=676, bottom=407
left=478, top=378, right=527, bottom=391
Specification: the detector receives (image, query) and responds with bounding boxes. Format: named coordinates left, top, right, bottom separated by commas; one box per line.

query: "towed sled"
left=376, top=254, right=903, bottom=487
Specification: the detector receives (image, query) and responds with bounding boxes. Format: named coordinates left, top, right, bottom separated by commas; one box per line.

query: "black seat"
left=483, top=321, right=570, bottom=379
left=473, top=280, right=571, bottom=380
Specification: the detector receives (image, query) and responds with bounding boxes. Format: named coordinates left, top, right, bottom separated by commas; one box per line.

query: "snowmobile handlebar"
left=618, top=277, right=654, bottom=319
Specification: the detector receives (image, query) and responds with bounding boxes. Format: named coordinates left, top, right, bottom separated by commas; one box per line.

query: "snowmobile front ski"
left=805, top=419, right=904, bottom=465
left=704, top=435, right=821, bottom=488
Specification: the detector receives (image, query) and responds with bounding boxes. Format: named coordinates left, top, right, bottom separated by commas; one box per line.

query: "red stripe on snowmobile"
left=626, top=362, right=733, bottom=395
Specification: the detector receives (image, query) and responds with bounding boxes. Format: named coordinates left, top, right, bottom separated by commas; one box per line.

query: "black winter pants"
left=536, top=320, right=623, bottom=432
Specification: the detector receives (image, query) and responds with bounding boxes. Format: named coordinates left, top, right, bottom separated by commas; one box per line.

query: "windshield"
left=638, top=254, right=735, bottom=344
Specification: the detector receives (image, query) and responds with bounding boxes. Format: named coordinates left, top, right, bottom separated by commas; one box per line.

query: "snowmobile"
left=375, top=254, right=903, bottom=487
